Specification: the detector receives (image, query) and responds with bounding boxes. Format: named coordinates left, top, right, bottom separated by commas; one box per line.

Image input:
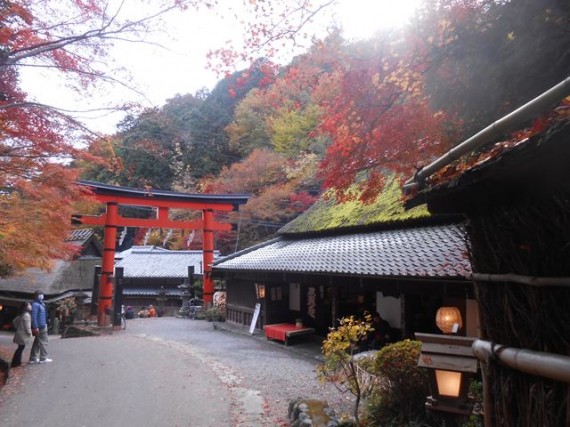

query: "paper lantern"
left=436, top=306, right=463, bottom=334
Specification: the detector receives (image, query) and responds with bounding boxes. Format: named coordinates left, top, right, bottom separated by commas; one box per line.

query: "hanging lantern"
left=255, top=283, right=266, bottom=299
left=436, top=307, right=463, bottom=334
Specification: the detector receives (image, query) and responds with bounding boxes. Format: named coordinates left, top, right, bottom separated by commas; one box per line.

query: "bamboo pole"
left=472, top=273, right=570, bottom=288
left=405, top=75, right=570, bottom=190
left=472, top=339, right=570, bottom=384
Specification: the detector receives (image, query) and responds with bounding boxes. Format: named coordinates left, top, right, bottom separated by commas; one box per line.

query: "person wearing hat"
left=30, top=290, right=52, bottom=364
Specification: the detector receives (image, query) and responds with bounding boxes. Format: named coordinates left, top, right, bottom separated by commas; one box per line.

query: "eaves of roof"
left=406, top=119, right=570, bottom=210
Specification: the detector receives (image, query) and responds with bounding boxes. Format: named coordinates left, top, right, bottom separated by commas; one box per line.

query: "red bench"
left=264, top=323, right=315, bottom=346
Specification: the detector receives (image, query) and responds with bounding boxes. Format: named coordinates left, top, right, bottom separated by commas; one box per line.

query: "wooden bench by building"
left=264, top=323, right=315, bottom=346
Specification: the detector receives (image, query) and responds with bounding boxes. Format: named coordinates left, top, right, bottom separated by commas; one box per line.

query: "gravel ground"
left=127, top=316, right=355, bottom=425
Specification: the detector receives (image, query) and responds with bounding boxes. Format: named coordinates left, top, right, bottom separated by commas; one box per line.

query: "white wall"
left=376, top=292, right=401, bottom=328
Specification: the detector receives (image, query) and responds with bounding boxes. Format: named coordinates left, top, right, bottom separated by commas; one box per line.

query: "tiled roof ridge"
left=214, top=237, right=283, bottom=265
left=280, top=213, right=465, bottom=238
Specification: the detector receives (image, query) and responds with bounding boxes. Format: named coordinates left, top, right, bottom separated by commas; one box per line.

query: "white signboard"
left=249, top=303, right=261, bottom=335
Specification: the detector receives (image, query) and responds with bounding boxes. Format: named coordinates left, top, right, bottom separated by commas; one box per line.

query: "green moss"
left=280, top=178, right=429, bottom=234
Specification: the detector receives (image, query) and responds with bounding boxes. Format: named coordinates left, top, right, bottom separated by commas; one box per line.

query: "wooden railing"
left=227, top=303, right=263, bottom=330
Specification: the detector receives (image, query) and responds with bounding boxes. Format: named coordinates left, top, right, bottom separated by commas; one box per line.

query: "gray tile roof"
left=65, top=228, right=94, bottom=243
left=0, top=258, right=100, bottom=296
left=214, top=223, right=471, bottom=278
left=115, top=250, right=219, bottom=278
left=115, top=245, right=170, bottom=260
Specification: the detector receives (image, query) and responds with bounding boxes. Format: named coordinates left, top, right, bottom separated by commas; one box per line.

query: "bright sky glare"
left=20, top=0, right=421, bottom=134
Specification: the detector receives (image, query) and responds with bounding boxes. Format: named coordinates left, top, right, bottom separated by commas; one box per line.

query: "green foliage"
left=363, top=340, right=432, bottom=426
left=270, top=104, right=324, bottom=157
left=191, top=279, right=203, bottom=299
left=82, top=98, right=201, bottom=189
left=318, top=315, right=373, bottom=424
left=280, top=177, right=430, bottom=234
left=184, top=63, right=272, bottom=180
left=203, top=306, right=225, bottom=322
left=462, top=379, right=484, bottom=427
left=226, top=87, right=275, bottom=156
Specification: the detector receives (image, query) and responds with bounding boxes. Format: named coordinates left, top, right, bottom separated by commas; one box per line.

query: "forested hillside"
left=79, top=0, right=570, bottom=255
left=3, top=0, right=568, bottom=273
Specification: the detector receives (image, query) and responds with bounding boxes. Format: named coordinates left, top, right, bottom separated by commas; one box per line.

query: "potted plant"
left=204, top=307, right=225, bottom=322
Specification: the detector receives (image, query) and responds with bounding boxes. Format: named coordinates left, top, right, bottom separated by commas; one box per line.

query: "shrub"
left=363, top=340, right=432, bottom=426
left=204, top=307, right=225, bottom=322
left=318, top=315, right=373, bottom=425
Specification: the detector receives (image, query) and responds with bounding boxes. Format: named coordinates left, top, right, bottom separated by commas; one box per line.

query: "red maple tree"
left=0, top=0, right=189, bottom=274
left=316, top=31, right=460, bottom=202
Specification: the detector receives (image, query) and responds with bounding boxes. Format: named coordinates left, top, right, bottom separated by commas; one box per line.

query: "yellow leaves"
left=372, top=72, right=381, bottom=85
left=438, top=19, right=453, bottom=32
left=507, top=31, right=516, bottom=41
left=375, top=67, right=423, bottom=97
left=321, top=315, right=372, bottom=358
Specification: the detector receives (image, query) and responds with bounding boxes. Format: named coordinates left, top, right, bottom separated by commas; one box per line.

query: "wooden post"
left=98, top=201, right=118, bottom=326
left=113, top=267, right=124, bottom=330
left=90, top=265, right=101, bottom=320
left=203, top=209, right=214, bottom=307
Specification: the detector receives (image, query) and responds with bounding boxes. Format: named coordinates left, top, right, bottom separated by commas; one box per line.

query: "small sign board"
left=249, top=303, right=261, bottom=335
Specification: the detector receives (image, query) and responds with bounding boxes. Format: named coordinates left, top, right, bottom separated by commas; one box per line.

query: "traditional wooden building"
left=115, top=246, right=218, bottom=315
left=0, top=229, right=102, bottom=327
left=213, top=181, right=477, bottom=340
left=404, top=79, right=570, bottom=426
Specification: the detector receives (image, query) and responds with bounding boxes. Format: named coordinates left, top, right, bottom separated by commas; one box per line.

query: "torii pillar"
left=74, top=180, right=250, bottom=327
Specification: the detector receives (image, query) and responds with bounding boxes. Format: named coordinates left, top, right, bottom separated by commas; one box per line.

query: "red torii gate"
left=74, top=180, right=250, bottom=327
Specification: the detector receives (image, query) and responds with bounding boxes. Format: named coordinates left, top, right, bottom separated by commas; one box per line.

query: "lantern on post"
left=416, top=333, right=477, bottom=417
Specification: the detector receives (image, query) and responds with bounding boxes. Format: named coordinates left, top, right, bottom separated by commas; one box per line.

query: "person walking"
left=11, top=302, right=32, bottom=368
left=30, top=290, right=52, bottom=364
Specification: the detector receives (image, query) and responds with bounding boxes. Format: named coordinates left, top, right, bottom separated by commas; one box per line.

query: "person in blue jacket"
left=30, top=290, right=52, bottom=364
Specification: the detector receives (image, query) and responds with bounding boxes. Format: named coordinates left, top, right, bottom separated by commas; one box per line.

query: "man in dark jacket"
left=30, top=290, right=52, bottom=364
left=369, top=311, right=391, bottom=350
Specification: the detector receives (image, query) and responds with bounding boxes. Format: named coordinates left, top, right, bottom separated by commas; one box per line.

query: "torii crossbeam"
left=74, top=180, right=250, bottom=327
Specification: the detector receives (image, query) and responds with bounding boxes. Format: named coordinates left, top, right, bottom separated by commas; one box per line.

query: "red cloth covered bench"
left=264, top=323, right=315, bottom=346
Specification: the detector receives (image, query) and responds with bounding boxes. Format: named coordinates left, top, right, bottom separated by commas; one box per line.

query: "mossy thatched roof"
left=279, top=179, right=430, bottom=235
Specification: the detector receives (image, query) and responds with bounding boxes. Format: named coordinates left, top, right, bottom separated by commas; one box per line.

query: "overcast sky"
left=20, top=0, right=420, bottom=134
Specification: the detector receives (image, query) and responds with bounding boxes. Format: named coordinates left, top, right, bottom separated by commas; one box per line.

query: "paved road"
left=0, top=317, right=351, bottom=427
